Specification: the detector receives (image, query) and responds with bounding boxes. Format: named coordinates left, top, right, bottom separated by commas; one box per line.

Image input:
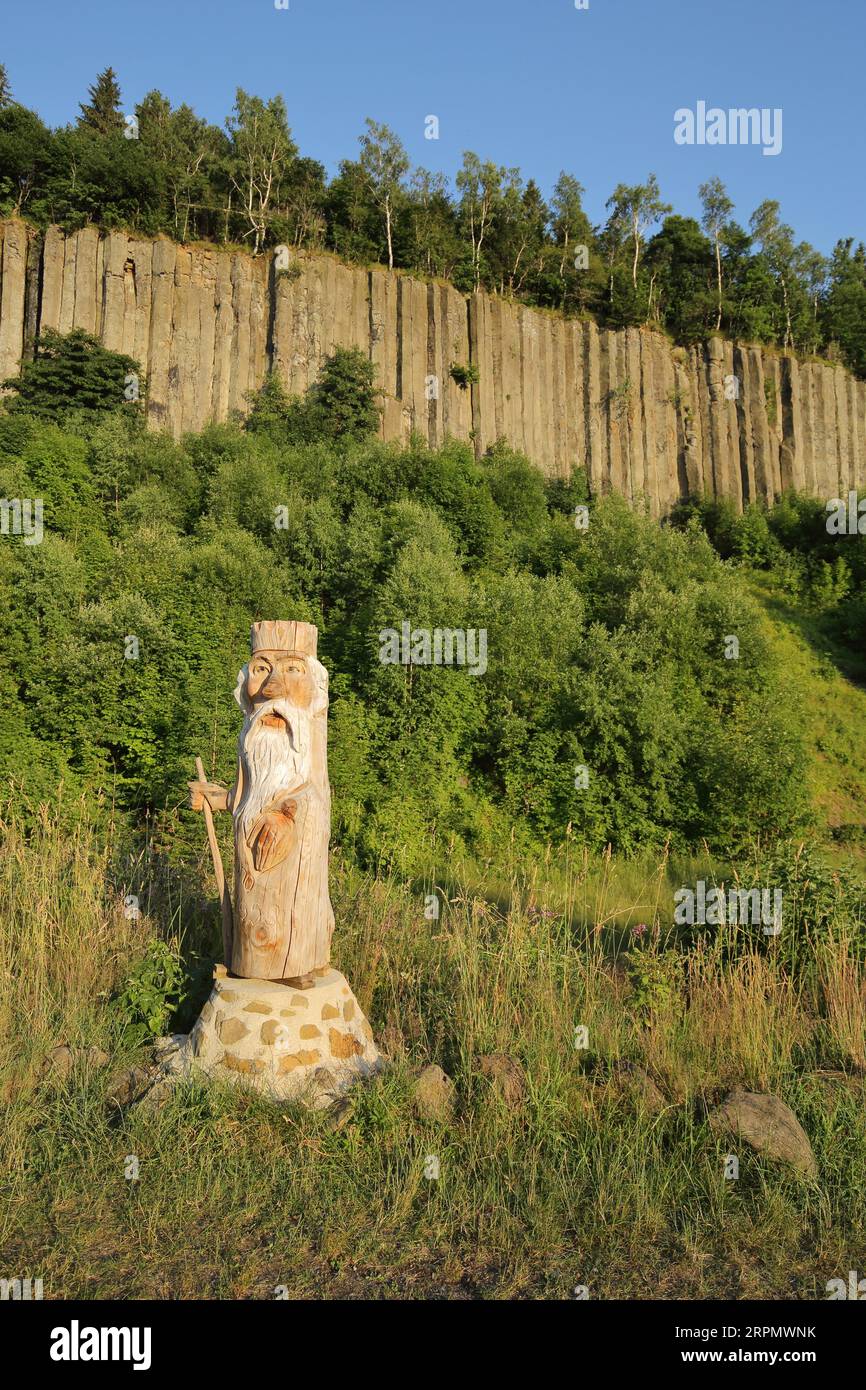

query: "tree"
left=246, top=348, right=382, bottom=445
left=279, top=156, right=327, bottom=249
left=605, top=174, right=671, bottom=290
left=78, top=68, right=125, bottom=136
left=137, top=91, right=226, bottom=242
left=549, top=172, right=593, bottom=308
left=306, top=347, right=381, bottom=442
left=407, top=167, right=460, bottom=280
left=357, top=119, right=409, bottom=271
left=490, top=171, right=548, bottom=296
left=718, top=221, right=776, bottom=344
left=36, top=122, right=164, bottom=234
left=0, top=64, right=13, bottom=109
left=2, top=329, right=142, bottom=421
left=749, top=200, right=798, bottom=349
left=823, top=239, right=866, bottom=378
left=325, top=158, right=382, bottom=265
left=600, top=195, right=631, bottom=310
left=226, top=90, right=297, bottom=254
left=243, top=371, right=300, bottom=441
left=645, top=216, right=715, bottom=340
left=699, top=178, right=734, bottom=331
left=3, top=328, right=142, bottom=419
left=456, top=152, right=506, bottom=292
left=787, top=242, right=828, bottom=353
left=0, top=101, right=52, bottom=218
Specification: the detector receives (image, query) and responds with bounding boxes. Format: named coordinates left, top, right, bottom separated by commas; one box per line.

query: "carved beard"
left=235, top=698, right=312, bottom=839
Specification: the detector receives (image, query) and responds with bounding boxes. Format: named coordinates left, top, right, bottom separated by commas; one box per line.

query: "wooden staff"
left=196, top=755, right=233, bottom=967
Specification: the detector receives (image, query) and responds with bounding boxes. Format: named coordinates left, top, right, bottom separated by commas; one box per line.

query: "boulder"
left=42, top=1044, right=75, bottom=1083
left=325, top=1096, right=354, bottom=1132
left=41, top=1044, right=110, bottom=1084
left=708, top=1088, right=817, bottom=1177
left=594, top=1060, right=668, bottom=1116
left=477, top=1053, right=526, bottom=1110
left=414, top=1064, right=455, bottom=1122
left=106, top=1065, right=154, bottom=1108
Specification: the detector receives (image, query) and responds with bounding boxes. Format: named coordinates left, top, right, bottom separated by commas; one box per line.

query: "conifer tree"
left=78, top=67, right=125, bottom=135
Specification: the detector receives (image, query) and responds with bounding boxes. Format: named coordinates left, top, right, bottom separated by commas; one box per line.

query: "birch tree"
left=749, top=200, right=796, bottom=348
left=456, top=151, right=505, bottom=292
left=358, top=119, right=409, bottom=271
left=699, top=177, right=735, bottom=331
left=226, top=89, right=297, bottom=254
left=605, top=174, right=671, bottom=288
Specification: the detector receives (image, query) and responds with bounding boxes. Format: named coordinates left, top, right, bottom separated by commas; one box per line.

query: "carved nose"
left=261, top=674, right=286, bottom=699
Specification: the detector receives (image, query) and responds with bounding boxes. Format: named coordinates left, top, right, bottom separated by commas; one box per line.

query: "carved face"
left=246, top=652, right=315, bottom=726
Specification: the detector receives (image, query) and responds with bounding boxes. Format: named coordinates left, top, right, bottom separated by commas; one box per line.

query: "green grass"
left=750, top=578, right=866, bottom=869
left=2, top=575, right=866, bottom=1300
left=0, top=805, right=864, bottom=1301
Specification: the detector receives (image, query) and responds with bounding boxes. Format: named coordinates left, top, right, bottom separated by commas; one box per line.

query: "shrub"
left=2, top=329, right=143, bottom=422
left=449, top=361, right=480, bottom=390
left=112, top=938, right=187, bottom=1044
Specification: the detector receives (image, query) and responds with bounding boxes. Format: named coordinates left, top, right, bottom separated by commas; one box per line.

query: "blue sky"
left=3, top=0, right=862, bottom=253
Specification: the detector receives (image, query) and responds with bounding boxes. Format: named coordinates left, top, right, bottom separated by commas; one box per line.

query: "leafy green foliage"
left=0, top=65, right=862, bottom=371
left=672, top=489, right=866, bottom=647
left=112, top=938, right=187, bottom=1043
left=245, top=349, right=381, bottom=447
left=694, top=844, right=866, bottom=977
left=2, top=330, right=142, bottom=422
left=0, top=358, right=816, bottom=868
left=449, top=362, right=480, bottom=390
left=626, top=940, right=684, bottom=1021
left=304, top=347, right=381, bottom=442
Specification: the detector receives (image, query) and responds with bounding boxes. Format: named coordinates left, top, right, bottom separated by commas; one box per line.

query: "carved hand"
left=188, top=780, right=230, bottom=813
left=250, top=800, right=297, bottom=872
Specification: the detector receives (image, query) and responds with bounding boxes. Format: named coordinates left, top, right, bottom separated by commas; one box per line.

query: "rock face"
left=161, top=969, right=381, bottom=1108
left=708, top=1088, right=818, bottom=1177
left=1, top=218, right=863, bottom=514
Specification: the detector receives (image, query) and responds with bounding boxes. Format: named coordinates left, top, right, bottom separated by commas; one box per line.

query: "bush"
left=697, top=843, right=866, bottom=976
left=449, top=362, right=480, bottom=390
left=0, top=404, right=815, bottom=865
left=2, top=329, right=143, bottom=422
left=244, top=348, right=381, bottom=446
left=112, top=938, right=187, bottom=1044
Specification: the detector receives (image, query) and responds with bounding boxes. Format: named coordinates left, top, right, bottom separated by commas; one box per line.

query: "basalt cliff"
left=0, top=218, right=863, bottom=515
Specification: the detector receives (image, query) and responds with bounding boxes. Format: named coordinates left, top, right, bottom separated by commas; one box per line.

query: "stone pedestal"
left=160, top=968, right=381, bottom=1108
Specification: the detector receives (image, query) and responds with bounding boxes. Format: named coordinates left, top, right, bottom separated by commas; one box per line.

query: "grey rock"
left=41, top=1044, right=110, bottom=1084
left=41, top=1045, right=75, bottom=1083
left=325, top=1097, right=354, bottom=1132
left=106, top=1065, right=153, bottom=1108
left=708, top=1088, right=817, bottom=1177
left=607, top=1061, right=668, bottom=1116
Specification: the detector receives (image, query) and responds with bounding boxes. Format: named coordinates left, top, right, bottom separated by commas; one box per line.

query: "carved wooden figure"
left=190, top=621, right=334, bottom=985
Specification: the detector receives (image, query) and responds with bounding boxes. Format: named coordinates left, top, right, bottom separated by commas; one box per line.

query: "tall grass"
left=0, top=800, right=864, bottom=1299
left=0, top=803, right=149, bottom=1075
